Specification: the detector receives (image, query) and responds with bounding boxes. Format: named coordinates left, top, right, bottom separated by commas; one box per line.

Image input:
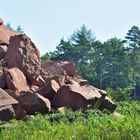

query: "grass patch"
left=0, top=101, right=140, bottom=140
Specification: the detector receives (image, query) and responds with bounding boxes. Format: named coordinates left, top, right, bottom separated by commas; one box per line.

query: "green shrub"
left=106, top=86, right=133, bottom=101
left=0, top=101, right=140, bottom=140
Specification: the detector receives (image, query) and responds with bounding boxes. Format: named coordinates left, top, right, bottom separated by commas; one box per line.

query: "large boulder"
left=0, top=88, right=18, bottom=121
left=52, top=80, right=106, bottom=110
left=0, top=45, right=7, bottom=60
left=0, top=105, right=15, bottom=121
left=58, top=61, right=77, bottom=77
left=0, top=88, right=26, bottom=120
left=41, top=60, right=66, bottom=84
left=0, top=88, right=18, bottom=107
left=99, top=96, right=117, bottom=113
left=16, top=91, right=51, bottom=115
left=58, top=61, right=88, bottom=86
left=37, top=79, right=60, bottom=100
left=5, top=67, right=30, bottom=92
left=73, top=76, right=88, bottom=86
left=12, top=103, right=26, bottom=120
left=4, top=34, right=44, bottom=85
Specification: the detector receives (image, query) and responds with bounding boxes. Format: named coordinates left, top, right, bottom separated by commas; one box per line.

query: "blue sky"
left=1, top=0, right=140, bottom=55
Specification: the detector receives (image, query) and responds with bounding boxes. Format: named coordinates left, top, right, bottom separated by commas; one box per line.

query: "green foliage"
left=0, top=101, right=140, bottom=140
left=125, top=26, right=140, bottom=96
left=16, top=25, right=24, bottom=33
left=6, top=22, right=13, bottom=30
left=90, top=38, right=133, bottom=89
left=116, top=101, right=140, bottom=115
left=103, top=38, right=131, bottom=88
left=50, top=39, right=76, bottom=62
left=48, top=25, right=138, bottom=94
left=106, top=86, right=134, bottom=102
left=41, top=53, right=50, bottom=62
left=125, top=26, right=140, bottom=47
left=6, top=22, right=24, bottom=33
left=50, top=25, right=95, bottom=77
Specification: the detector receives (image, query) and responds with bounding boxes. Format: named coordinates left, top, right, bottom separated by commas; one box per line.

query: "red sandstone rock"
left=4, top=34, right=43, bottom=85
left=0, top=68, right=6, bottom=88
left=52, top=80, right=106, bottom=110
left=0, top=20, right=19, bottom=42
left=0, top=88, right=26, bottom=120
left=0, top=45, right=7, bottom=60
left=0, top=88, right=18, bottom=106
left=4, top=89, right=27, bottom=119
left=0, top=88, right=18, bottom=121
left=5, top=67, right=30, bottom=92
left=0, top=105, right=15, bottom=121
left=37, top=79, right=60, bottom=100
left=12, top=104, right=26, bottom=120
left=41, top=60, right=66, bottom=84
left=6, top=89, right=50, bottom=116
left=16, top=91, right=51, bottom=115
left=0, top=30, right=9, bottom=45
left=58, top=61, right=88, bottom=86
left=58, top=61, right=77, bottom=76
left=73, top=76, right=88, bottom=86
left=31, top=75, right=45, bottom=87
left=99, top=96, right=117, bottom=113
left=0, top=18, right=117, bottom=121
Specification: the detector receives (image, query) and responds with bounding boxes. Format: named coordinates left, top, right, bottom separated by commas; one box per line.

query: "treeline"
left=6, top=22, right=24, bottom=33
left=41, top=25, right=140, bottom=100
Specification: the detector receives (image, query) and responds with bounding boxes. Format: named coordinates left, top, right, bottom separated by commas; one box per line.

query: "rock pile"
left=0, top=19, right=116, bottom=121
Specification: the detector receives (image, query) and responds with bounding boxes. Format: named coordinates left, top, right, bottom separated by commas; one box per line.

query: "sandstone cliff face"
left=0, top=18, right=116, bottom=121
